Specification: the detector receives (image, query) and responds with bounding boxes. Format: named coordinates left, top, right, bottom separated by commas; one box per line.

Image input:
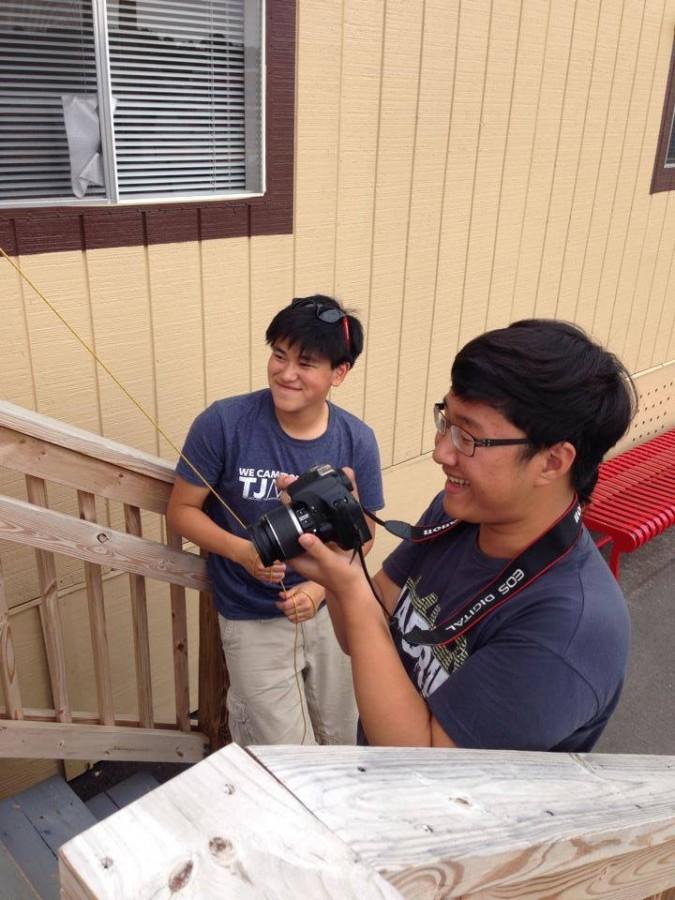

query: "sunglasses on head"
left=291, top=297, right=351, bottom=351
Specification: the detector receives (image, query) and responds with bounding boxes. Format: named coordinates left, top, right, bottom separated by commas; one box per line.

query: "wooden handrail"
left=58, top=743, right=675, bottom=899
left=0, top=400, right=227, bottom=764
left=0, top=425, right=172, bottom=513
left=0, top=400, right=175, bottom=483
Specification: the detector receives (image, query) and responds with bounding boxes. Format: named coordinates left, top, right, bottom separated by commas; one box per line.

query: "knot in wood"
left=209, top=837, right=234, bottom=859
left=100, top=856, right=114, bottom=869
left=168, top=859, right=194, bottom=892
left=97, top=532, right=110, bottom=543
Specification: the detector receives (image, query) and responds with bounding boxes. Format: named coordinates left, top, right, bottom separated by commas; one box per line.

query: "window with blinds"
left=651, top=37, right=675, bottom=193
left=667, top=111, right=675, bottom=168
left=0, top=0, right=264, bottom=205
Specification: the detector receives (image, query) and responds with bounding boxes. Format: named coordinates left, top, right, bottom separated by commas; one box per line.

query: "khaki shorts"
left=218, top=605, right=358, bottom=746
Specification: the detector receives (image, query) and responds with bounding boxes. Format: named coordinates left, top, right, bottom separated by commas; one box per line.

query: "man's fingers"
left=297, top=532, right=323, bottom=554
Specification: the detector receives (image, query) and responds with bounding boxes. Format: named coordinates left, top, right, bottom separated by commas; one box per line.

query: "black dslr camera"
left=248, top=464, right=372, bottom=566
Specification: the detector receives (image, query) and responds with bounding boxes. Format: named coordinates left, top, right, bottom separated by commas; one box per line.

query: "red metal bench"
left=582, top=427, right=675, bottom=578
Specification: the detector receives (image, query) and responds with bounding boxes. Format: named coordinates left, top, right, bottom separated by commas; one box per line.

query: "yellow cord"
left=283, top=583, right=308, bottom=746
left=0, top=243, right=311, bottom=744
left=0, top=245, right=246, bottom=530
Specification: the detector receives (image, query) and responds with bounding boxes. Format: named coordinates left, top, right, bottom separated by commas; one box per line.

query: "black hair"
left=265, top=294, right=364, bottom=368
left=451, top=319, right=638, bottom=503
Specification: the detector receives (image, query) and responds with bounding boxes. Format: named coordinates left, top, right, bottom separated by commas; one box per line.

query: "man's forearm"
left=339, top=588, right=435, bottom=746
left=167, top=504, right=249, bottom=565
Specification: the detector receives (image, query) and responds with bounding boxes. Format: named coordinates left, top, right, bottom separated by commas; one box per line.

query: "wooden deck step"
left=0, top=839, right=40, bottom=899
left=0, top=775, right=96, bottom=900
left=85, top=771, right=161, bottom=822
left=0, top=770, right=163, bottom=898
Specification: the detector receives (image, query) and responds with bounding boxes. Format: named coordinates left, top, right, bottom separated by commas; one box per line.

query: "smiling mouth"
left=446, top=475, right=470, bottom=487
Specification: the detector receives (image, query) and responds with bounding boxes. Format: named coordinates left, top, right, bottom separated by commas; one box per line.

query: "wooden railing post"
left=198, top=549, right=229, bottom=752
left=0, top=554, right=23, bottom=719
left=78, top=490, right=115, bottom=725
left=166, top=527, right=190, bottom=732
left=123, top=504, right=154, bottom=728
left=25, top=474, right=71, bottom=723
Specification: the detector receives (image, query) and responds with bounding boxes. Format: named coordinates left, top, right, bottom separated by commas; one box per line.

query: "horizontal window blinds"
left=0, top=2, right=104, bottom=200
left=0, top=0, right=262, bottom=204
left=108, top=0, right=251, bottom=198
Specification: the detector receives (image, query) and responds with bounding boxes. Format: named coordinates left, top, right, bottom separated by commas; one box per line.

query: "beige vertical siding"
left=393, top=0, right=459, bottom=464
left=332, top=0, right=385, bottom=420
left=2, top=0, right=674, bottom=472
left=2, top=0, right=675, bottom=793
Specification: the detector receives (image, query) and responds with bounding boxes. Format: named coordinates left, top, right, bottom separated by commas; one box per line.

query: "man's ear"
left=535, top=441, right=576, bottom=485
left=331, top=362, right=350, bottom=386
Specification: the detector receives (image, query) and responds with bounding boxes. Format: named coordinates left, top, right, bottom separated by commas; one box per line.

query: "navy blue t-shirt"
left=176, top=389, right=384, bottom=619
left=381, top=493, right=630, bottom=752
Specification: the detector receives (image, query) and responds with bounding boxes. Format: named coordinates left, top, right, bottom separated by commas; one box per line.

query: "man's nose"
left=278, top=362, right=299, bottom=381
left=432, top=430, right=459, bottom=466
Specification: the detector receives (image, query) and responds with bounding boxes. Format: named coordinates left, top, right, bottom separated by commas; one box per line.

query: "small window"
left=0, top=0, right=264, bottom=206
left=651, top=34, right=675, bottom=194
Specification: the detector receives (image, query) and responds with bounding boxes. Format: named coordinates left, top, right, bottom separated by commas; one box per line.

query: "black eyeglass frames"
left=433, top=402, right=530, bottom=457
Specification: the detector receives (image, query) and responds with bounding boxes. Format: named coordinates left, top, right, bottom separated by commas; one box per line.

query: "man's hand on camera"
left=289, top=532, right=365, bottom=597
left=237, top=540, right=286, bottom=584
left=275, top=472, right=296, bottom=504
left=276, top=581, right=323, bottom=624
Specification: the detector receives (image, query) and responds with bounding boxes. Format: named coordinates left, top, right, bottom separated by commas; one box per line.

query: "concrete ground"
left=594, top=528, right=675, bottom=756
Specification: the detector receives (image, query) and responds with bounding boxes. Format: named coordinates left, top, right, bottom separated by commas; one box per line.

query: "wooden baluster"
left=166, top=526, right=190, bottom=732
left=0, top=554, right=23, bottom=719
left=198, top=547, right=229, bottom=752
left=77, top=490, right=115, bottom=725
left=123, top=504, right=154, bottom=728
left=25, top=475, right=71, bottom=723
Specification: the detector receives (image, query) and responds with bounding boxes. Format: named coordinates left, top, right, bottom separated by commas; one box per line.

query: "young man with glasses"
left=167, top=295, right=384, bottom=746
left=284, top=319, right=636, bottom=751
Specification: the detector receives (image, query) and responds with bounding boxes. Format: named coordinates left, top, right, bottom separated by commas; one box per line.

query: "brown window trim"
left=0, top=0, right=295, bottom=257
left=651, top=31, right=675, bottom=194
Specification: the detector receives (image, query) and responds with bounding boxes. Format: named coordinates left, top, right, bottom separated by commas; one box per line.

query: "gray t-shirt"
left=381, top=492, right=630, bottom=751
left=177, top=389, right=384, bottom=618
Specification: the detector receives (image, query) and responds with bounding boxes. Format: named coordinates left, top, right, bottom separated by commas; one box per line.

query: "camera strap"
left=362, top=509, right=461, bottom=542
left=364, top=498, right=583, bottom=647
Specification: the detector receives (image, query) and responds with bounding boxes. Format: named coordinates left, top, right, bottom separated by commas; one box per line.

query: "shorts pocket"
left=226, top=693, right=254, bottom=746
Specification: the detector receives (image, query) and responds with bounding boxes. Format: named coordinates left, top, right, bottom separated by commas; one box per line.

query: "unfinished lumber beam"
left=0, top=494, right=209, bottom=591
left=251, top=746, right=675, bottom=898
left=0, top=718, right=207, bottom=763
left=58, top=744, right=397, bottom=899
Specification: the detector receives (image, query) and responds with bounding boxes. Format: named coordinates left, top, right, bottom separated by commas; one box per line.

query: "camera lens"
left=249, top=505, right=305, bottom=566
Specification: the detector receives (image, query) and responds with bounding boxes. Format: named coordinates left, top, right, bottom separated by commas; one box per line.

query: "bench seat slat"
left=583, top=428, right=675, bottom=577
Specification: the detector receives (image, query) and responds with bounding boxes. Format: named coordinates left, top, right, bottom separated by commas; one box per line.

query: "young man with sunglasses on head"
left=167, top=295, right=384, bottom=746
left=284, top=319, right=636, bottom=751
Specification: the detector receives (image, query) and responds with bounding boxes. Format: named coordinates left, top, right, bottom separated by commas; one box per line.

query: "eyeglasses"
left=291, top=297, right=351, bottom=349
left=433, top=402, right=530, bottom=458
